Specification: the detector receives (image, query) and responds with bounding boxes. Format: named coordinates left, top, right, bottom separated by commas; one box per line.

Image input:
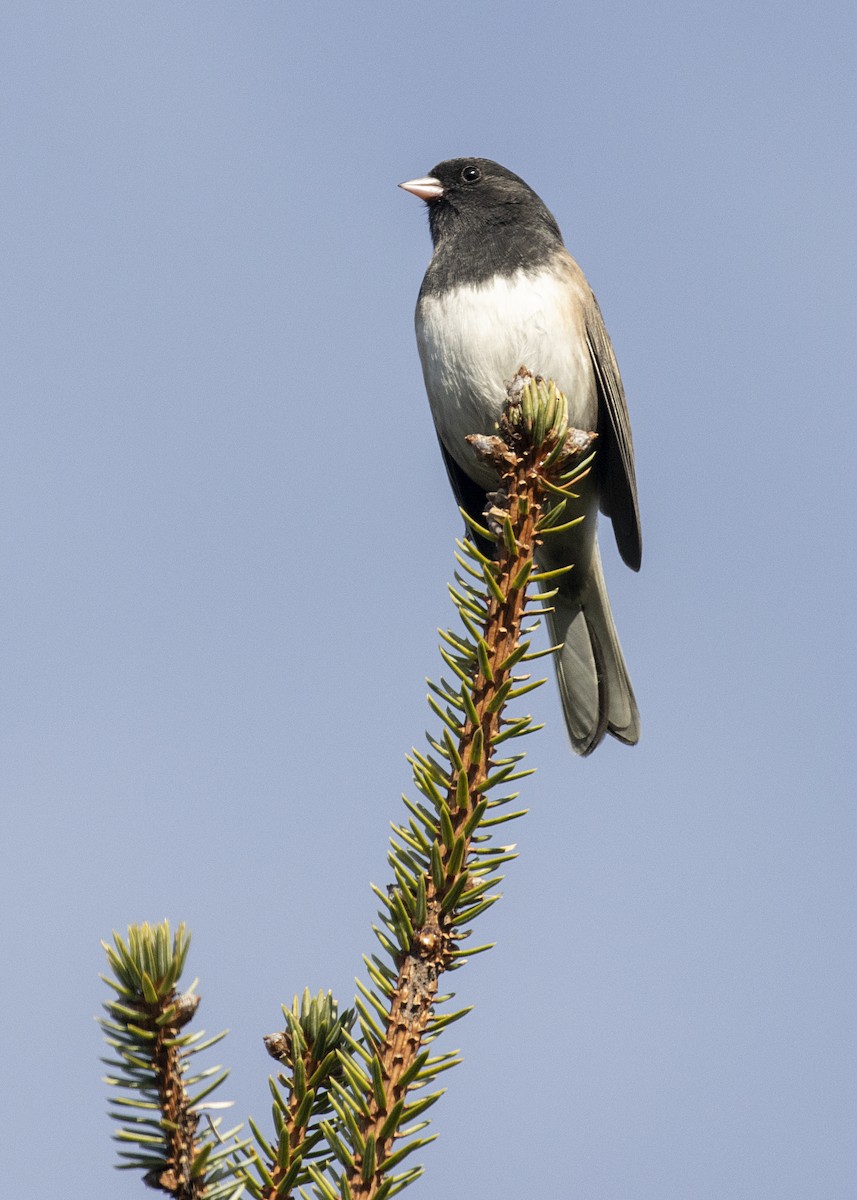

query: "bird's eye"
left=461, top=165, right=481, bottom=183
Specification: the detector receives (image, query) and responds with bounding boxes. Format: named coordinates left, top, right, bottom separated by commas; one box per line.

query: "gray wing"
left=584, top=292, right=642, bottom=571
left=437, top=437, right=494, bottom=555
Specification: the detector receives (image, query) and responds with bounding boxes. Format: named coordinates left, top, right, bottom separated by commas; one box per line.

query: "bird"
left=399, top=157, right=641, bottom=755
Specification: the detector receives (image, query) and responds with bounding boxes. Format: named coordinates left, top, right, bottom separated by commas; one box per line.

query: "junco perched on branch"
left=400, top=157, right=641, bottom=755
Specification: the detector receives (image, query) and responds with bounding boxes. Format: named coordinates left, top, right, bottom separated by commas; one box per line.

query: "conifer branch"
left=99, top=921, right=244, bottom=1199
left=101, top=372, right=596, bottom=1200
left=336, top=369, right=596, bottom=1200
left=238, top=991, right=355, bottom=1197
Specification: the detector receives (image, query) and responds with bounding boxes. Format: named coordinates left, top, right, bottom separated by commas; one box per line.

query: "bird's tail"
left=543, top=541, right=640, bottom=755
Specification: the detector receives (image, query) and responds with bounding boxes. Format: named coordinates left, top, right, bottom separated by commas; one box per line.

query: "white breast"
left=416, top=268, right=596, bottom=488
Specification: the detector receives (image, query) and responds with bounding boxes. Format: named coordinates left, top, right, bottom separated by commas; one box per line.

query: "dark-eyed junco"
left=400, top=157, right=641, bottom=755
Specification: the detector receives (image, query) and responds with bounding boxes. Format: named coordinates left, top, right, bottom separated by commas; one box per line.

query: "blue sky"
left=2, top=2, right=855, bottom=1197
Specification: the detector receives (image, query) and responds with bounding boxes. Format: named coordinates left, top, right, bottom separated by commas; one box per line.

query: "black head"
left=400, top=157, right=564, bottom=288
left=402, top=158, right=561, bottom=244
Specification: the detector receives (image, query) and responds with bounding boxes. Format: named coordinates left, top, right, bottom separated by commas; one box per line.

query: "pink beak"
left=399, top=175, right=444, bottom=202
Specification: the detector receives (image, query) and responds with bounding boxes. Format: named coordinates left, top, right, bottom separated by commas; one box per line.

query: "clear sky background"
left=2, top=2, right=855, bottom=1197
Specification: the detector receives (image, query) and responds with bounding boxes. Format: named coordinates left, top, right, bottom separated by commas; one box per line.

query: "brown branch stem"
left=143, top=992, right=204, bottom=1199
left=346, top=378, right=580, bottom=1200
